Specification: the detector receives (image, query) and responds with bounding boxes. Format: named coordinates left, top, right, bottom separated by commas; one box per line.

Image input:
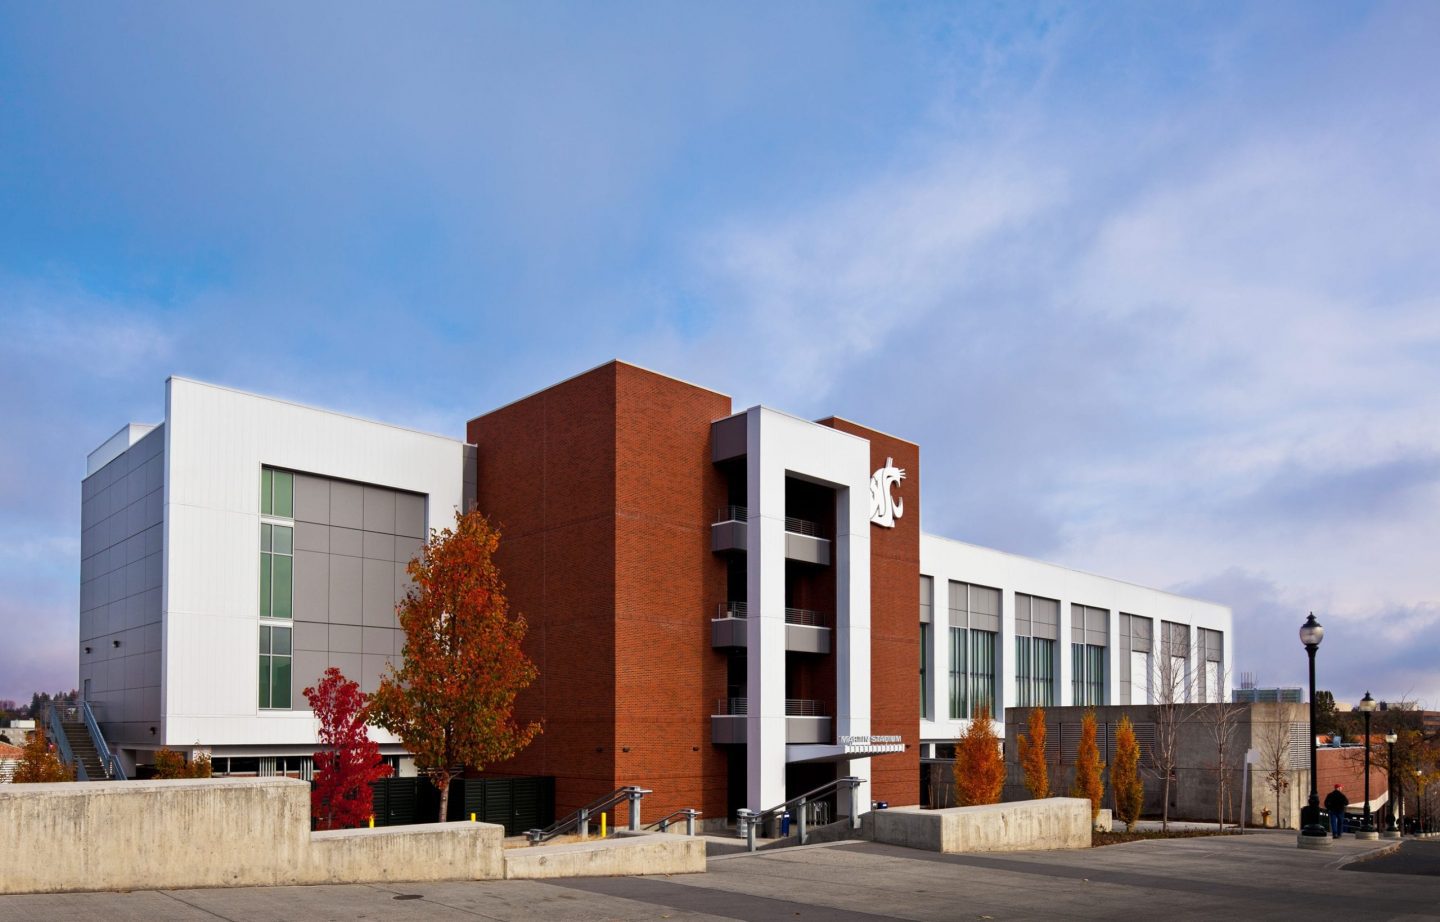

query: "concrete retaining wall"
left=504, top=831, right=705, bottom=879
left=870, top=798, right=1091, bottom=853
left=0, top=777, right=504, bottom=894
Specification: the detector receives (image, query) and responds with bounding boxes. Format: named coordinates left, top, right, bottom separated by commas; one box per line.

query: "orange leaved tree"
left=153, top=748, right=212, bottom=779
left=1112, top=715, right=1143, bottom=830
left=370, top=509, right=541, bottom=821
left=1071, top=709, right=1105, bottom=824
left=1017, top=707, right=1050, bottom=799
left=954, top=705, right=1006, bottom=806
left=11, top=725, right=73, bottom=783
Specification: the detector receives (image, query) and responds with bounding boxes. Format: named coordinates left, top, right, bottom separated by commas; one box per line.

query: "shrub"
left=1070, top=709, right=1105, bottom=824
left=954, top=705, right=1006, bottom=806
left=153, top=747, right=212, bottom=779
left=1112, top=716, right=1143, bottom=830
left=1017, top=707, right=1050, bottom=799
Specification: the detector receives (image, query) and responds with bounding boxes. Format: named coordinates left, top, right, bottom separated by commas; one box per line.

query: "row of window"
left=919, top=577, right=1224, bottom=717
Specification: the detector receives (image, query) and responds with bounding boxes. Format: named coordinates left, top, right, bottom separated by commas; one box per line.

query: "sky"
left=1, top=1, right=1437, bottom=709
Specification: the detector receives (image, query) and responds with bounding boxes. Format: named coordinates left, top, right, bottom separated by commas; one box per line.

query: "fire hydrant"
left=1261, top=808, right=1272, bottom=828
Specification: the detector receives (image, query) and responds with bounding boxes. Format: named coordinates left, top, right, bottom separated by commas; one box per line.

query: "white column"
left=746, top=409, right=787, bottom=812
left=1058, top=599, right=1074, bottom=706
left=835, top=485, right=871, bottom=814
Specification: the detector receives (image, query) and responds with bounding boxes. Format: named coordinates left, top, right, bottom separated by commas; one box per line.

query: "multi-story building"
left=79, top=361, right=1231, bottom=824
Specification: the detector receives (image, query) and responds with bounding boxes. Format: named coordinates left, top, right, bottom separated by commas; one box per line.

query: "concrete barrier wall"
left=871, top=798, right=1091, bottom=854
left=0, top=777, right=504, bottom=894
left=504, top=831, right=705, bottom=880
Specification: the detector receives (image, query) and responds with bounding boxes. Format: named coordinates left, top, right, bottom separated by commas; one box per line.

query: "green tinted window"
left=272, top=658, right=291, bottom=709
left=258, top=654, right=271, bottom=708
left=272, top=556, right=292, bottom=619
left=272, top=525, right=292, bottom=555
left=261, top=469, right=273, bottom=515
left=274, top=471, right=293, bottom=518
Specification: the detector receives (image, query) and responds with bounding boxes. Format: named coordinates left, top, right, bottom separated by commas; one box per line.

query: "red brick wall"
left=468, top=361, right=735, bottom=824
left=467, top=364, right=620, bottom=817
left=819, top=417, right=921, bottom=806
left=613, top=363, right=733, bottom=823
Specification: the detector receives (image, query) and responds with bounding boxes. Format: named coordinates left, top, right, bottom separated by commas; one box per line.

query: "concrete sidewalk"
left=2, top=829, right=1434, bottom=921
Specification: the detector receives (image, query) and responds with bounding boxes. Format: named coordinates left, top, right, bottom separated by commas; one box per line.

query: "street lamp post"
left=1355, top=692, right=1379, bottom=839
left=1383, top=732, right=1400, bottom=839
left=1297, top=613, right=1331, bottom=847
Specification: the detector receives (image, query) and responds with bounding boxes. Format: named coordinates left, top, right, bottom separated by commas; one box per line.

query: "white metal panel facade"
left=161, top=378, right=468, bottom=749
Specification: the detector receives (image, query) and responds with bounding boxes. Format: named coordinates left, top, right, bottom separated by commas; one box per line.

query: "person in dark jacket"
left=1324, top=785, right=1350, bottom=838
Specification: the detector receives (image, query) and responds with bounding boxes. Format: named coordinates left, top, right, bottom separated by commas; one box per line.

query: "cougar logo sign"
left=869, top=458, right=905, bottom=528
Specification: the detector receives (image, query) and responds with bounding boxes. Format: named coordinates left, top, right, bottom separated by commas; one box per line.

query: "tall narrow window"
left=1015, top=635, right=1032, bottom=707
left=969, top=629, right=997, bottom=718
left=920, top=622, right=932, bottom=720
left=1033, top=638, right=1055, bottom=706
left=949, top=626, right=967, bottom=719
left=259, top=625, right=292, bottom=709
left=260, top=523, right=293, bottom=619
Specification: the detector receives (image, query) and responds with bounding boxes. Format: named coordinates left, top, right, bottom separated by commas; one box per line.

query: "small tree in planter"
left=954, top=705, right=1006, bottom=806
left=305, top=667, right=392, bottom=830
left=1071, top=709, right=1105, bottom=826
left=1112, top=715, right=1143, bottom=831
left=1017, top=707, right=1050, bottom=799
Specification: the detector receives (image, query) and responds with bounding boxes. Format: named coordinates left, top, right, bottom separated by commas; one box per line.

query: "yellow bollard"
left=368, top=815, right=374, bottom=829
left=471, top=812, right=476, bottom=822
left=601, top=812, right=607, bottom=838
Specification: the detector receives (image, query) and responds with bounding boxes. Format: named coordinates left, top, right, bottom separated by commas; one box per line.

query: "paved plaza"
left=2, top=832, right=1436, bottom=921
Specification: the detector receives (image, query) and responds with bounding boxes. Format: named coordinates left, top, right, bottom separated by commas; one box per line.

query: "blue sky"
left=2, top=2, right=1437, bottom=708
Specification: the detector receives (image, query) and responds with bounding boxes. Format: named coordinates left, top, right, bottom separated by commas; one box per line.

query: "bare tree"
left=1145, top=637, right=1201, bottom=831
left=1255, top=702, right=1300, bottom=829
left=1206, top=690, right=1245, bottom=831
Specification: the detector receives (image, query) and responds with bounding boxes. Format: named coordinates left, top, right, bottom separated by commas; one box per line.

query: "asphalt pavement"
left=1, top=830, right=1434, bottom=921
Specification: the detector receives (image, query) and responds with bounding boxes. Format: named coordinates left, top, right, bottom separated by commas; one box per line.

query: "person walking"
left=1324, top=784, right=1349, bottom=838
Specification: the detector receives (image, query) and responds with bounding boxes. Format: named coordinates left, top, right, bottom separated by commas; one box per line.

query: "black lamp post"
left=1384, top=732, right=1399, bottom=838
left=1356, top=692, right=1378, bottom=837
left=1298, top=613, right=1329, bottom=843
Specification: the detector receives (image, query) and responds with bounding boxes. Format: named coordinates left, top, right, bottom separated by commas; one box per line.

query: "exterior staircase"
left=45, top=697, right=123, bottom=781
left=59, top=716, right=107, bottom=780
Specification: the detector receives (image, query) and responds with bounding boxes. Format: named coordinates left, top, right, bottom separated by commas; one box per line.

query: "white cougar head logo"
left=869, top=458, right=905, bottom=528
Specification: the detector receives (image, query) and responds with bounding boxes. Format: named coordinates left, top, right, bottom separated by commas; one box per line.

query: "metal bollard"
left=685, top=809, right=697, bottom=837
left=737, top=809, right=756, bottom=852
left=578, top=807, right=589, bottom=840
left=797, top=798, right=807, bottom=845
left=628, top=788, right=642, bottom=831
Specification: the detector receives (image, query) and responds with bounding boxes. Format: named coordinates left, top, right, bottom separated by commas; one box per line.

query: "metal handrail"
left=785, top=698, right=826, bottom=717
left=525, top=785, right=652, bottom=844
left=736, top=776, right=865, bottom=850
left=643, top=808, right=702, bottom=836
left=715, top=697, right=748, bottom=715
left=45, top=699, right=84, bottom=781
left=716, top=601, right=747, bottom=619
left=715, top=505, right=748, bottom=523
left=80, top=699, right=125, bottom=780
left=783, top=516, right=821, bottom=537
left=784, top=607, right=828, bottom=627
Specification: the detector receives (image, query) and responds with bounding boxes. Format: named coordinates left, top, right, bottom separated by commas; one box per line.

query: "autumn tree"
left=305, top=667, right=392, bottom=830
left=954, top=705, right=1006, bottom=806
left=371, top=509, right=541, bottom=822
left=11, top=725, right=73, bottom=783
left=1017, top=707, right=1050, bottom=799
left=1112, top=716, right=1143, bottom=830
left=153, top=748, right=213, bottom=779
left=1071, top=709, right=1105, bottom=825
left=1257, top=702, right=1298, bottom=828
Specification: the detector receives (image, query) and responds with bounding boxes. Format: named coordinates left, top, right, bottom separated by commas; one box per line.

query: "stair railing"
left=525, top=786, right=653, bottom=845
left=80, top=698, right=126, bottom=780
left=45, top=698, right=86, bottom=781
left=643, top=808, right=702, bottom=836
left=734, top=776, right=865, bottom=851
